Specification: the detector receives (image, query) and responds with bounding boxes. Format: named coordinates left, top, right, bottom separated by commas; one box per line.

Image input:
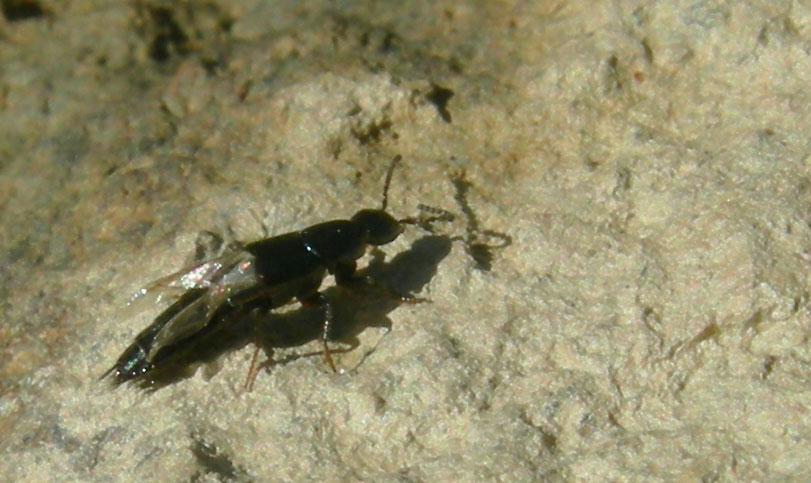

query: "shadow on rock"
left=129, top=235, right=452, bottom=392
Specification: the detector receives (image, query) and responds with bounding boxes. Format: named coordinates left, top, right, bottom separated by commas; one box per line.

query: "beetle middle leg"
left=244, top=290, right=338, bottom=389
left=299, top=292, right=338, bottom=373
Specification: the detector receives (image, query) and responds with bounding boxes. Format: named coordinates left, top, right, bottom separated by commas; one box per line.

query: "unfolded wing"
left=120, top=252, right=241, bottom=320
left=144, top=249, right=259, bottom=360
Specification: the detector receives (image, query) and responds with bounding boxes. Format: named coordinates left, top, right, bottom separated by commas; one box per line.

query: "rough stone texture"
left=2, top=0, right=810, bottom=481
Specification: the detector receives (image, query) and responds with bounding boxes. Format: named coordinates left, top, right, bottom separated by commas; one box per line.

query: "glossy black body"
left=246, top=210, right=402, bottom=288
left=107, top=208, right=404, bottom=383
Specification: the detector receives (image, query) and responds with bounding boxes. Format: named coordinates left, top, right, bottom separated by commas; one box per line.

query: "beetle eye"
left=351, top=209, right=402, bottom=245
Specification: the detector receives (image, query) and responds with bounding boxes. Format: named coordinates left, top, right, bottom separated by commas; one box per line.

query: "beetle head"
left=351, top=209, right=403, bottom=245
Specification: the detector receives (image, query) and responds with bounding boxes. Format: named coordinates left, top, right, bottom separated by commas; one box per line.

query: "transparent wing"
left=144, top=250, right=258, bottom=359
left=120, top=253, right=238, bottom=321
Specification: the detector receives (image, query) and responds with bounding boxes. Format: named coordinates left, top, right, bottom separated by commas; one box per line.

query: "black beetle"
left=104, top=156, right=452, bottom=384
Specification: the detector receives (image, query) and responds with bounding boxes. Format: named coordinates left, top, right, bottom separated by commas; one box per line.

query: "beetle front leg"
left=334, top=260, right=358, bottom=285
left=299, top=292, right=337, bottom=373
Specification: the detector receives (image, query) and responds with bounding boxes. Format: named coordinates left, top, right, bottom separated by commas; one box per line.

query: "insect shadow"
left=449, top=170, right=512, bottom=271
left=130, top=235, right=452, bottom=392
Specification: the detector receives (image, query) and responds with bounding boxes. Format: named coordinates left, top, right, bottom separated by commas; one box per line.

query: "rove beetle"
left=104, top=155, right=453, bottom=385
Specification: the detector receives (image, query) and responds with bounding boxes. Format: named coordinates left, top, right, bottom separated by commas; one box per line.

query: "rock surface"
left=2, top=0, right=810, bottom=480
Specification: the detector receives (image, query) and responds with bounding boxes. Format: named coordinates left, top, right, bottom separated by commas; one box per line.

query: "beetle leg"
left=334, top=260, right=357, bottom=285
left=244, top=344, right=263, bottom=392
left=300, top=292, right=337, bottom=373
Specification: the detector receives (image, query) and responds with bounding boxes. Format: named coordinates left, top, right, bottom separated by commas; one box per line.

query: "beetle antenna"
left=381, top=154, right=402, bottom=211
